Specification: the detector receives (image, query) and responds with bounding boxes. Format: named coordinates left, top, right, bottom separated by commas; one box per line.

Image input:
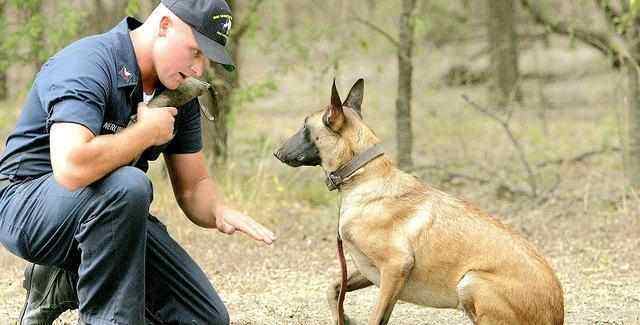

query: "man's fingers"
left=221, top=209, right=276, bottom=245
left=239, top=221, right=275, bottom=245
left=216, top=217, right=235, bottom=235
left=165, top=107, right=178, bottom=116
left=256, top=225, right=276, bottom=243
left=239, top=226, right=272, bottom=244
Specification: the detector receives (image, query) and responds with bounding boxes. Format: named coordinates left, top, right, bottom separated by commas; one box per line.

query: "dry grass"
left=1, top=36, right=639, bottom=324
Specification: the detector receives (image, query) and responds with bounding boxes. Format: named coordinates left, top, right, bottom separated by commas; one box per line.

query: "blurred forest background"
left=1, top=0, right=639, bottom=324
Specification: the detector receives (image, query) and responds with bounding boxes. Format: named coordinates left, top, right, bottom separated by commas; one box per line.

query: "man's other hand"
left=215, top=207, right=276, bottom=245
left=137, top=102, right=177, bottom=146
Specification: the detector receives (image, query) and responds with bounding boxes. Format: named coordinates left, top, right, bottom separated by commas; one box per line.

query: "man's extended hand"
left=215, top=207, right=276, bottom=245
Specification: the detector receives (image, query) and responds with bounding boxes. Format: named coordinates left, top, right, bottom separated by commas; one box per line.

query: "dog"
left=274, top=79, right=564, bottom=325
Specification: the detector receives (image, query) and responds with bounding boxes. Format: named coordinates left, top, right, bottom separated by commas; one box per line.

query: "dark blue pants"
left=0, top=167, right=229, bottom=325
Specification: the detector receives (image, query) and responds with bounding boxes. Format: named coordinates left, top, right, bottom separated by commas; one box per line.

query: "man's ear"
left=342, top=78, right=364, bottom=118
left=158, top=16, right=171, bottom=37
left=323, top=79, right=345, bottom=132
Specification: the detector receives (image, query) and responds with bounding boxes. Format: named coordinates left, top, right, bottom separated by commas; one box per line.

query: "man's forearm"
left=59, top=124, right=154, bottom=189
left=176, top=177, right=223, bottom=228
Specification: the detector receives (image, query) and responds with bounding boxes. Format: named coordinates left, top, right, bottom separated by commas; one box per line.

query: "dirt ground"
left=1, top=37, right=640, bottom=324
left=1, top=184, right=639, bottom=325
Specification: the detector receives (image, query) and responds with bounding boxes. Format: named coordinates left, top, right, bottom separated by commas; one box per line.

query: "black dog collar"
left=325, top=144, right=385, bottom=191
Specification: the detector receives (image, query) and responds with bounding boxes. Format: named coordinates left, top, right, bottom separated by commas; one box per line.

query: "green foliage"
left=225, top=79, right=277, bottom=130
left=632, top=0, right=640, bottom=15
left=0, top=0, right=86, bottom=74
left=231, top=79, right=278, bottom=107
left=606, top=0, right=640, bottom=35
left=126, top=0, right=141, bottom=18
left=414, top=1, right=469, bottom=47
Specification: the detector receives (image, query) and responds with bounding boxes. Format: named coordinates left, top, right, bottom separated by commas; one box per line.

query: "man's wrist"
left=212, top=204, right=226, bottom=224
left=129, top=122, right=156, bottom=148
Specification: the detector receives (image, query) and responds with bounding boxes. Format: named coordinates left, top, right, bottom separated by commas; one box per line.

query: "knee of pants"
left=204, top=306, right=230, bottom=325
left=187, top=301, right=229, bottom=325
left=100, top=166, right=153, bottom=212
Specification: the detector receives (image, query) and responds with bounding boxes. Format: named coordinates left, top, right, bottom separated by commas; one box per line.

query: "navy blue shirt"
left=0, top=17, right=203, bottom=180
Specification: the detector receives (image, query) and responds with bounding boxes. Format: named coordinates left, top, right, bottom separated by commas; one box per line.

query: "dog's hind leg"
left=457, top=271, right=519, bottom=325
left=367, top=256, right=414, bottom=325
left=328, top=269, right=373, bottom=325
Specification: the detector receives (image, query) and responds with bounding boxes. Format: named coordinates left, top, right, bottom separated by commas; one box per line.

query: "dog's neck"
left=324, top=144, right=386, bottom=191
left=329, top=152, right=394, bottom=193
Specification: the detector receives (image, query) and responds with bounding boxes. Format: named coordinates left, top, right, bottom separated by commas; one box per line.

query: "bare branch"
left=520, top=0, right=635, bottom=65
left=461, top=94, right=538, bottom=196
left=536, top=146, right=621, bottom=168
left=353, top=16, right=400, bottom=48
left=412, top=164, right=491, bottom=184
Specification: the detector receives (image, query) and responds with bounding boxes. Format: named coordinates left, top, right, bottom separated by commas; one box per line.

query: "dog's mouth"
left=274, top=150, right=320, bottom=167
left=274, top=125, right=322, bottom=167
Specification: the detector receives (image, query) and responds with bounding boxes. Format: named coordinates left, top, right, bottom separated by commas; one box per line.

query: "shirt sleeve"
left=164, top=98, right=203, bottom=155
left=38, top=53, right=111, bottom=135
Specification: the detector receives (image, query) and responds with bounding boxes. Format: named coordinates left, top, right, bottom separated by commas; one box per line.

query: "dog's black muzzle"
left=274, top=127, right=321, bottom=167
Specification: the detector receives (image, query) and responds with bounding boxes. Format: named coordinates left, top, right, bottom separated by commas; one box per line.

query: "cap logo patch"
left=212, top=14, right=232, bottom=40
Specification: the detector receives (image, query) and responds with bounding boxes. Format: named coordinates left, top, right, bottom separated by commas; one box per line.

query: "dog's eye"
left=315, top=137, right=319, bottom=140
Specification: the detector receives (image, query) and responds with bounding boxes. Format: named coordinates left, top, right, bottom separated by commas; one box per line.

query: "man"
left=0, top=0, right=275, bottom=324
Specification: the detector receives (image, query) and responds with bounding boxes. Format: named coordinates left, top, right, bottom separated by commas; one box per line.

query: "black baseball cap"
left=161, top=0, right=235, bottom=71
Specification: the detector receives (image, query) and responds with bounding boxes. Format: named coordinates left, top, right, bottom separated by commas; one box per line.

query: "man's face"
left=152, top=16, right=208, bottom=90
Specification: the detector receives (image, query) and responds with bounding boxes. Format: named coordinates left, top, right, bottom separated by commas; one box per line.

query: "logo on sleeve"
left=101, top=120, right=128, bottom=134
left=119, top=65, right=132, bottom=82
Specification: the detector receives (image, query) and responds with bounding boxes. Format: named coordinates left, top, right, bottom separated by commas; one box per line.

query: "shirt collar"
left=112, top=17, right=143, bottom=89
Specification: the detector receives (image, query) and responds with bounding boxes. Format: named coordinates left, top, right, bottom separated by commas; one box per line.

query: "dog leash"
left=331, top=145, right=386, bottom=324
left=336, top=197, right=347, bottom=325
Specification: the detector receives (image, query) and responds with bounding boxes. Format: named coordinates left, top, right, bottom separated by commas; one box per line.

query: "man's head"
left=143, top=0, right=234, bottom=89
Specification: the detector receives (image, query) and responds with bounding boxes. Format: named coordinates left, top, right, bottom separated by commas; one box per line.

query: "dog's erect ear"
left=323, top=79, right=345, bottom=132
left=343, top=78, right=364, bottom=118
left=331, top=78, right=342, bottom=108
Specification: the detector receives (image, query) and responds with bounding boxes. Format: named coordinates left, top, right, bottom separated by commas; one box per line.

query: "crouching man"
left=0, top=0, right=275, bottom=324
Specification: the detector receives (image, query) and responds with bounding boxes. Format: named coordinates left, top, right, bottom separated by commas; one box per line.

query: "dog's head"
left=274, top=78, right=380, bottom=171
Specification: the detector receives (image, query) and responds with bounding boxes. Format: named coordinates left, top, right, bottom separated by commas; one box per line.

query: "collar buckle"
left=324, top=144, right=384, bottom=192
left=326, top=173, right=342, bottom=191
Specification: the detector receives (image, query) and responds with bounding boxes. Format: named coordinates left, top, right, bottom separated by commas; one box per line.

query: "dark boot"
left=18, top=263, right=78, bottom=325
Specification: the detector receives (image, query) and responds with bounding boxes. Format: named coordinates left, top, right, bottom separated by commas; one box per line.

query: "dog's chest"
left=343, top=240, right=381, bottom=286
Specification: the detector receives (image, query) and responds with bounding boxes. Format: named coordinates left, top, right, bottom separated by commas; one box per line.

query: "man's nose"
left=190, top=59, right=209, bottom=77
left=190, top=64, right=203, bottom=77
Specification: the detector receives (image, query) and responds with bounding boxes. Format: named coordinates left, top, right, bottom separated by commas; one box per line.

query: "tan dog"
left=274, top=79, right=564, bottom=325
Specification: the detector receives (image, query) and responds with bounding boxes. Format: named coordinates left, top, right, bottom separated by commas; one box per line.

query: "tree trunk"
left=201, top=0, right=241, bottom=164
left=487, top=0, right=520, bottom=107
left=92, top=0, right=129, bottom=33
left=138, top=0, right=158, bottom=18
left=625, top=61, right=640, bottom=190
left=0, top=73, right=6, bottom=100
left=396, top=0, right=416, bottom=171
left=0, top=0, right=5, bottom=101
left=625, top=18, right=640, bottom=190
left=201, top=55, right=238, bottom=163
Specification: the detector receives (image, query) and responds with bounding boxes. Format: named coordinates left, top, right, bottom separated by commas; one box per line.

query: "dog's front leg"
left=368, top=256, right=414, bottom=325
left=328, top=269, right=373, bottom=325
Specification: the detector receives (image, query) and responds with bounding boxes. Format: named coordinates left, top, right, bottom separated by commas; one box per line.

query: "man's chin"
left=160, top=80, right=179, bottom=90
